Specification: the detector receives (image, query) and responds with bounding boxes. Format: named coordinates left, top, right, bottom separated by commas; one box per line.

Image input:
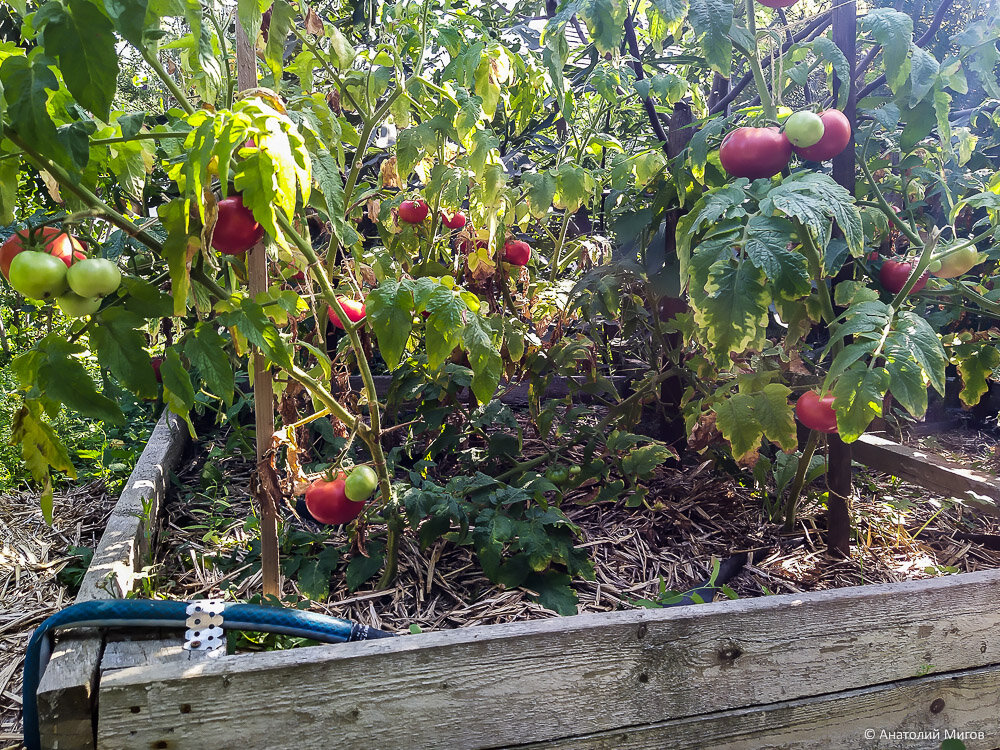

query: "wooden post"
left=828, top=0, right=858, bottom=558
left=235, top=22, right=280, bottom=596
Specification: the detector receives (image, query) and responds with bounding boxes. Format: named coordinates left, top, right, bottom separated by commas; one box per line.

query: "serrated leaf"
left=622, top=443, right=676, bottom=478
left=832, top=366, right=890, bottom=442
left=952, top=344, right=1000, bottom=408
left=754, top=383, right=797, bottom=452
left=103, top=0, right=149, bottom=45
left=32, top=335, right=124, bottom=424
left=714, top=393, right=762, bottom=460
left=526, top=571, right=578, bottom=615
left=10, top=399, right=77, bottom=487
left=523, top=171, right=557, bottom=218
left=90, top=308, right=158, bottom=400
left=743, top=216, right=810, bottom=299
left=161, top=347, right=197, bottom=438
left=908, top=44, right=939, bottom=106
left=689, top=0, right=733, bottom=76
left=579, top=0, right=627, bottom=54
left=885, top=311, right=947, bottom=395
left=345, top=541, right=385, bottom=591
left=366, top=280, right=414, bottom=368
left=462, top=316, right=502, bottom=404
left=395, top=122, right=434, bottom=180
left=761, top=172, right=863, bottom=256
left=884, top=351, right=927, bottom=417
left=184, top=323, right=235, bottom=405
left=861, top=8, right=913, bottom=94
left=1, top=53, right=71, bottom=171
left=36, top=0, right=119, bottom=120
left=811, top=37, right=851, bottom=109
left=695, top=257, right=770, bottom=367
left=553, top=163, right=592, bottom=213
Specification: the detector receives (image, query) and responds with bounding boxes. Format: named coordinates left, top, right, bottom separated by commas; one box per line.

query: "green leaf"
left=184, top=323, right=235, bottom=405
left=689, top=0, right=733, bottom=76
left=832, top=366, right=890, bottom=442
left=579, top=0, right=627, bottom=55
left=35, top=0, right=119, bottom=120
left=694, top=256, right=770, bottom=367
left=885, top=311, right=947, bottom=395
left=157, top=199, right=194, bottom=316
left=32, top=336, right=124, bottom=424
left=622, top=442, right=676, bottom=478
left=811, top=38, right=851, bottom=109
left=860, top=8, right=913, bottom=93
left=297, top=546, right=339, bottom=601
left=951, top=344, right=1000, bottom=408
left=327, top=24, right=357, bottom=69
left=395, top=122, right=435, bottom=181
left=743, top=216, right=810, bottom=299
left=714, top=392, right=762, bottom=460
left=908, top=44, right=939, bottom=106
left=526, top=571, right=578, bottom=615
left=760, top=172, right=863, bottom=256
left=467, top=128, right=499, bottom=181
left=366, top=281, right=414, bottom=368
left=10, top=399, right=77, bottom=488
left=161, top=347, right=197, bottom=438
left=264, top=0, right=295, bottom=81
left=102, top=0, right=149, bottom=45
left=523, top=171, right=557, bottom=218
left=237, top=0, right=271, bottom=45
left=754, top=383, right=797, bottom=452
left=462, top=316, right=502, bottom=404
left=345, top=541, right=385, bottom=591
left=648, top=0, right=687, bottom=37
left=1, top=53, right=69, bottom=170
left=90, top=308, right=158, bottom=400
left=884, top=350, right=927, bottom=417
left=0, top=153, right=18, bottom=225
left=554, top=163, right=593, bottom=213
left=900, top=100, right=936, bottom=152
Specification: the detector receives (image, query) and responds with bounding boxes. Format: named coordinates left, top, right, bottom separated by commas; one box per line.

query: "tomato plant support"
left=235, top=20, right=280, bottom=598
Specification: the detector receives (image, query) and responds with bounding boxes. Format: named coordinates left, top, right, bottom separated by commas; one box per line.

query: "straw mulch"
left=0, top=481, right=115, bottom=750
left=150, top=424, right=1000, bottom=635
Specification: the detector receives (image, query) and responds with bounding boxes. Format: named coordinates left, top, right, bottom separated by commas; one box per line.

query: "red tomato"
left=880, top=260, right=928, bottom=294
left=441, top=210, right=467, bottom=229
left=304, top=473, right=364, bottom=525
left=327, top=297, right=366, bottom=329
left=150, top=356, right=163, bottom=384
left=796, top=391, right=838, bottom=434
left=0, top=226, right=86, bottom=280
left=212, top=196, right=264, bottom=255
left=719, top=127, right=792, bottom=179
left=398, top=199, right=429, bottom=224
left=791, top=110, right=852, bottom=162
left=503, top=240, right=531, bottom=266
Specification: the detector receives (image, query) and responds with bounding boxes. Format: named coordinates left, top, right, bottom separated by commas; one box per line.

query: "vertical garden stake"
left=236, top=21, right=281, bottom=596
left=828, top=0, right=859, bottom=558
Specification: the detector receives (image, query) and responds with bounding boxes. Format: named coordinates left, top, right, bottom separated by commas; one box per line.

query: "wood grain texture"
left=853, top=434, right=1000, bottom=517
left=97, top=568, right=1000, bottom=749
left=36, top=409, right=188, bottom=750
left=523, top=665, right=1000, bottom=750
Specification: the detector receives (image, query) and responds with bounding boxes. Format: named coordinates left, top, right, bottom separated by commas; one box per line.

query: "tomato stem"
left=783, top=428, right=821, bottom=531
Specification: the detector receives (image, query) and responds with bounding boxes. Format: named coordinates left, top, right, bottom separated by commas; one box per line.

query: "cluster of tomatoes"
left=397, top=197, right=533, bottom=266
left=719, top=109, right=852, bottom=179
left=303, top=465, right=379, bottom=525
left=0, top=227, right=123, bottom=316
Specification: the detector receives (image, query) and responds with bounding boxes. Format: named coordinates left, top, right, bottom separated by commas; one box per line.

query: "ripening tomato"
left=784, top=111, right=825, bottom=148
left=399, top=199, right=429, bottom=224
left=503, top=240, right=531, bottom=266
left=441, top=210, right=467, bottom=229
left=344, top=465, right=378, bottom=502
left=0, top=226, right=86, bottom=280
left=719, top=127, right=792, bottom=179
left=8, top=251, right=68, bottom=299
left=930, top=246, right=980, bottom=278
left=212, top=196, right=264, bottom=255
left=327, top=297, right=366, bottom=329
left=456, top=235, right=489, bottom=254
left=796, top=391, right=838, bottom=434
left=791, top=110, right=852, bottom=162
left=305, top=473, right=365, bottom=525
left=880, top=259, right=928, bottom=294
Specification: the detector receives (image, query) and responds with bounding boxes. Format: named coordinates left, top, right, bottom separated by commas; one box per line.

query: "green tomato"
left=344, top=465, right=378, bottom=502
left=545, top=466, right=570, bottom=485
left=67, top=258, right=122, bottom=298
left=931, top=245, right=981, bottom=278
left=8, top=251, right=68, bottom=299
left=784, top=111, right=825, bottom=148
left=56, top=292, right=102, bottom=318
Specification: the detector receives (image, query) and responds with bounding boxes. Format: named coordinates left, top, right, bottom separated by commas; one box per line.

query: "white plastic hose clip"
left=183, top=599, right=226, bottom=651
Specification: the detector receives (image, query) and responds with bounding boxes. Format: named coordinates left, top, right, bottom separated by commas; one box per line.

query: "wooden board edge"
left=512, top=663, right=1000, bottom=750
left=35, top=408, right=189, bottom=750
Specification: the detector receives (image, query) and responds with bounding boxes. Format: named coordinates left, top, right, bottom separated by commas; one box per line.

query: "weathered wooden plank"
left=101, top=637, right=222, bottom=674
left=97, top=568, right=1000, bottom=750
left=36, top=409, right=189, bottom=750
left=853, top=434, right=1000, bottom=517
left=522, top=664, right=1000, bottom=750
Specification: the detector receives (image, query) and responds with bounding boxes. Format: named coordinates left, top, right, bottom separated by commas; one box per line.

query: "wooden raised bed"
left=32, top=414, right=1000, bottom=749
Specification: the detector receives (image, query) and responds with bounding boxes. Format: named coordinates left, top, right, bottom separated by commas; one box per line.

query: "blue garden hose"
left=23, top=599, right=393, bottom=750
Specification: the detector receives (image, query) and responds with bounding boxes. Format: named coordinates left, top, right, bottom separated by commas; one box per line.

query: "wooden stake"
left=828, top=0, right=858, bottom=558
left=235, top=21, right=280, bottom=597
